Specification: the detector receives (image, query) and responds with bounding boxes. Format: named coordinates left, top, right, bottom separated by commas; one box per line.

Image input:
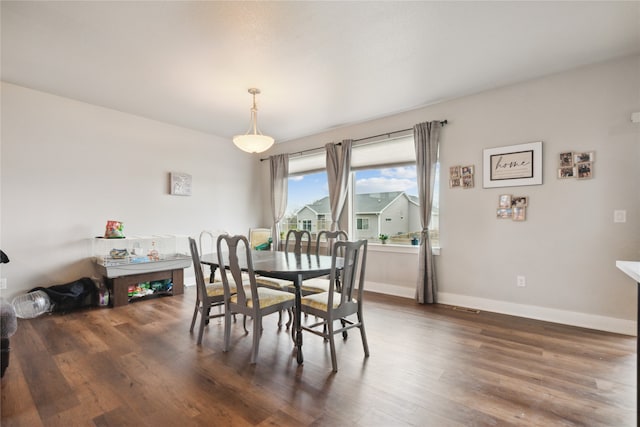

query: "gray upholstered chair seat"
left=232, top=286, right=294, bottom=309
left=255, top=277, right=292, bottom=290
left=301, top=291, right=356, bottom=311
left=204, top=280, right=241, bottom=297
left=288, top=277, right=331, bottom=294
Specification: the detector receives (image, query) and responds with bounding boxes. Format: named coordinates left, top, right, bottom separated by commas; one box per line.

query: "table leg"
left=295, top=273, right=304, bottom=365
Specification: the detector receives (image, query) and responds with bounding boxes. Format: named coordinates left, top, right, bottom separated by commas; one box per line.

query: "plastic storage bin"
left=92, top=235, right=190, bottom=278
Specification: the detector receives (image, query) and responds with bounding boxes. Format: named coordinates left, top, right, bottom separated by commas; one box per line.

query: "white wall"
left=262, top=55, right=640, bottom=334
left=0, top=82, right=265, bottom=298
left=2, top=56, right=637, bottom=334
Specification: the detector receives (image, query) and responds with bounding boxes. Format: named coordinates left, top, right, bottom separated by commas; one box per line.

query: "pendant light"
left=232, top=88, right=275, bottom=153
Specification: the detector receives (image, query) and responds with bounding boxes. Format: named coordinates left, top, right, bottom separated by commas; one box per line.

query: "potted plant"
left=378, top=234, right=389, bottom=244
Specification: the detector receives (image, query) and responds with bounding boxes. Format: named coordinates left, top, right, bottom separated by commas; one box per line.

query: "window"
left=285, top=135, right=440, bottom=247
left=284, top=170, right=329, bottom=239
left=353, top=166, right=423, bottom=245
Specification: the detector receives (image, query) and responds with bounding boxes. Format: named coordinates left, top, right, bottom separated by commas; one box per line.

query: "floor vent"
left=452, top=306, right=480, bottom=314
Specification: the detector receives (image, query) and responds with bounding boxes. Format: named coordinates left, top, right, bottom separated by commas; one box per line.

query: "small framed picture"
left=498, top=194, right=512, bottom=209
left=576, top=162, right=593, bottom=179
left=558, top=167, right=576, bottom=179
left=170, top=172, right=192, bottom=196
left=461, top=165, right=474, bottom=176
left=574, top=151, right=595, bottom=164
left=449, top=178, right=461, bottom=188
left=559, top=152, right=573, bottom=167
left=497, top=208, right=513, bottom=219
left=450, top=166, right=461, bottom=179
left=462, top=175, right=474, bottom=189
left=511, top=196, right=528, bottom=208
left=512, top=207, right=526, bottom=221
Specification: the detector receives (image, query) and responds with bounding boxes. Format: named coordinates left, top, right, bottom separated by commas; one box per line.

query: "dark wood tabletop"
left=200, top=250, right=338, bottom=282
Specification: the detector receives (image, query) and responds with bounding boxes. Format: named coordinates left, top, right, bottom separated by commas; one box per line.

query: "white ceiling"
left=2, top=1, right=639, bottom=143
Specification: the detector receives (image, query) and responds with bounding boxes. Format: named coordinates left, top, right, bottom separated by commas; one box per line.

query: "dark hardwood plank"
left=0, top=356, right=44, bottom=427
left=1, top=288, right=635, bottom=426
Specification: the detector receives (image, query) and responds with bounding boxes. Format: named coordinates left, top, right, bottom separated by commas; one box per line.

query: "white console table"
left=616, top=260, right=640, bottom=417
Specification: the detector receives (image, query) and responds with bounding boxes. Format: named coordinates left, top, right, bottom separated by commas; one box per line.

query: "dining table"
left=200, top=249, right=342, bottom=365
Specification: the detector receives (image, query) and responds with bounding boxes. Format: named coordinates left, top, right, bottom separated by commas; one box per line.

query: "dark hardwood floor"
left=1, top=287, right=636, bottom=426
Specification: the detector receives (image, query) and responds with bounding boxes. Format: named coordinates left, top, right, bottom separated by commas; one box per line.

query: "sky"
left=286, top=166, right=425, bottom=216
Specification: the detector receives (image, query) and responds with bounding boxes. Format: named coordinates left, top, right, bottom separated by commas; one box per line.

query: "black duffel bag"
left=30, top=277, right=98, bottom=313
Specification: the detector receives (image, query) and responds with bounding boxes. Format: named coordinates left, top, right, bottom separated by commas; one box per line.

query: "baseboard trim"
left=366, top=281, right=415, bottom=299
left=438, top=292, right=636, bottom=336
left=366, top=281, right=636, bottom=336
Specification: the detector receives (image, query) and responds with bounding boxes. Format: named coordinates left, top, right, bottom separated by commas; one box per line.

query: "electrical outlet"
left=0, top=278, right=6, bottom=289
left=614, top=210, right=626, bottom=223
left=517, top=275, right=526, bottom=287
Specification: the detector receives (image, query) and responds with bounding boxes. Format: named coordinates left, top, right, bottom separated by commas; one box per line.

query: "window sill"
left=369, top=244, right=440, bottom=255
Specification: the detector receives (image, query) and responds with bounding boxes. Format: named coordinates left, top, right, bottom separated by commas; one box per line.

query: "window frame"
left=285, top=135, right=440, bottom=248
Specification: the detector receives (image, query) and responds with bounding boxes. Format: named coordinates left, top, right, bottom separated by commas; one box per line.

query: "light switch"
left=614, top=210, right=626, bottom=223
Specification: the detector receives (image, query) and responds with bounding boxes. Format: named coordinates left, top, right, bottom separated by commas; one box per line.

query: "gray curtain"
left=414, top=121, right=442, bottom=303
left=269, top=154, right=289, bottom=250
left=326, top=139, right=352, bottom=231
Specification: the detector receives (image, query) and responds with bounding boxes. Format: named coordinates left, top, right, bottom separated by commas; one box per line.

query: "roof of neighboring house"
left=297, top=191, right=412, bottom=216
left=356, top=191, right=404, bottom=214
left=298, top=198, right=331, bottom=216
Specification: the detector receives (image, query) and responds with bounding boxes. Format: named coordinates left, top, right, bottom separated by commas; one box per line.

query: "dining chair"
left=288, top=230, right=349, bottom=295
left=284, top=229, right=311, bottom=255
left=198, top=230, right=228, bottom=283
left=300, top=239, right=369, bottom=372
left=248, top=227, right=272, bottom=250
left=217, top=234, right=295, bottom=364
left=188, top=237, right=236, bottom=345
left=254, top=229, right=310, bottom=326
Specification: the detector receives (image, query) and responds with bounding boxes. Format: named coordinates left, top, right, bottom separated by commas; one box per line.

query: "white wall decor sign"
left=483, top=141, right=543, bottom=188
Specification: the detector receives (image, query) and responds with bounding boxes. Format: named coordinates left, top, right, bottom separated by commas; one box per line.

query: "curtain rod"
left=260, top=119, right=447, bottom=161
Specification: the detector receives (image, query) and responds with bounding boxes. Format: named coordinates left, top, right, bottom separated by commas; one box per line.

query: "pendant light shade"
left=233, top=88, right=275, bottom=153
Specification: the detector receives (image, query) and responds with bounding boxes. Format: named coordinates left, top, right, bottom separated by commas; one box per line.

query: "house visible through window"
left=284, top=135, right=439, bottom=247
left=284, top=170, right=329, bottom=238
